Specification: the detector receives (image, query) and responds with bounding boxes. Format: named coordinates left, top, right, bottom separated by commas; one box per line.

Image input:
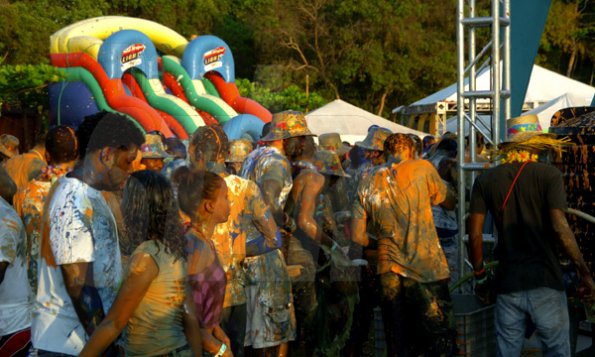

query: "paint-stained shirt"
left=32, top=176, right=122, bottom=355
left=346, top=161, right=375, bottom=206
left=353, top=159, right=449, bottom=282
left=240, top=146, right=293, bottom=211
left=212, top=174, right=272, bottom=307
left=0, top=197, right=32, bottom=336
left=13, top=165, right=71, bottom=292
left=125, top=240, right=187, bottom=356
left=3, top=150, right=46, bottom=191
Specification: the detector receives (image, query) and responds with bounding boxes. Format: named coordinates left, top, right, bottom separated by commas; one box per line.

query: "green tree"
left=236, top=77, right=326, bottom=113
left=0, top=63, right=65, bottom=119
left=538, top=0, right=595, bottom=84
left=108, top=0, right=224, bottom=39
left=0, top=0, right=110, bottom=64
left=234, top=0, right=458, bottom=117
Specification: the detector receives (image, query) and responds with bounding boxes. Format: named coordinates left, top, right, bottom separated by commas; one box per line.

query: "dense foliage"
left=0, top=0, right=592, bottom=120
left=0, top=63, right=64, bottom=118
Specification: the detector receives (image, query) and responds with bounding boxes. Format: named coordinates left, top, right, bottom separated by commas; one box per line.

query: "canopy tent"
left=408, top=64, right=595, bottom=109
left=306, top=99, right=429, bottom=144
left=399, top=64, right=595, bottom=136
left=444, top=92, right=593, bottom=135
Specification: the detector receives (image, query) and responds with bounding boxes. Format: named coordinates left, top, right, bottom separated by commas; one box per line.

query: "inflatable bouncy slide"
left=49, top=16, right=271, bottom=140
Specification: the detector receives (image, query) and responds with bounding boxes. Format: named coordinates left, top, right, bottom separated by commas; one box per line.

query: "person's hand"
left=321, top=243, right=352, bottom=267
left=579, top=275, right=595, bottom=300
left=473, top=268, right=493, bottom=306
left=287, top=265, right=303, bottom=279
left=213, top=325, right=231, bottom=349
left=474, top=279, right=492, bottom=306
left=579, top=276, right=595, bottom=323
left=222, top=346, right=234, bottom=357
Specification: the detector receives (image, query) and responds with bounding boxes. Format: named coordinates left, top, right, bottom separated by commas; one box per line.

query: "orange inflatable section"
left=205, top=72, right=272, bottom=123
left=51, top=52, right=174, bottom=137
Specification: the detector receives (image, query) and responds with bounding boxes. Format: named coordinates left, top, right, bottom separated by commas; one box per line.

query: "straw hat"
left=260, top=110, right=316, bottom=142
left=140, top=133, right=171, bottom=159
left=499, top=114, right=570, bottom=156
left=506, top=114, right=542, bottom=138
left=226, top=139, right=254, bottom=163
left=314, top=150, right=350, bottom=177
left=355, top=126, right=392, bottom=151
left=0, top=134, right=19, bottom=158
left=318, top=132, right=349, bottom=156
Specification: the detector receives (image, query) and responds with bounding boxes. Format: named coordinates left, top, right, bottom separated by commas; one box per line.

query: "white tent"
left=408, top=64, right=595, bottom=109
left=444, top=92, right=593, bottom=134
left=405, top=64, right=594, bottom=134
left=524, top=92, right=592, bottom=130
left=306, top=99, right=429, bottom=144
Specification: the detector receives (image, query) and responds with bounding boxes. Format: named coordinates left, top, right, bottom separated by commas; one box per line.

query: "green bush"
left=236, top=78, right=327, bottom=113
left=0, top=64, right=65, bottom=121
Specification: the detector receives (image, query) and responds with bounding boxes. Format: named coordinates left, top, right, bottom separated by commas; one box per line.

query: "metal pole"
left=456, top=0, right=467, bottom=290
left=492, top=0, right=501, bottom=146
left=469, top=0, right=478, bottom=186
left=503, top=0, right=511, bottom=125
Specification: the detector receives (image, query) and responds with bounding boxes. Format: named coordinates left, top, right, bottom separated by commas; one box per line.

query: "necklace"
left=501, top=150, right=538, bottom=164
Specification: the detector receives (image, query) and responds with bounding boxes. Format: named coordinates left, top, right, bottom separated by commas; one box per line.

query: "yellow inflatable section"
left=50, top=16, right=189, bottom=58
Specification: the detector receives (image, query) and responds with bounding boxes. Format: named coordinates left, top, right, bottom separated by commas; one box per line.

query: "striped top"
left=186, top=230, right=227, bottom=328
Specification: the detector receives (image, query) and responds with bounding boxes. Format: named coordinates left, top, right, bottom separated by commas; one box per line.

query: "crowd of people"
left=0, top=109, right=593, bottom=357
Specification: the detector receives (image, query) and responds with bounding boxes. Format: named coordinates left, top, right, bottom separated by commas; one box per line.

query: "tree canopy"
left=0, top=0, right=593, bottom=120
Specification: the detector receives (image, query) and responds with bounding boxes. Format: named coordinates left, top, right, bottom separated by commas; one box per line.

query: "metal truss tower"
left=456, top=0, right=511, bottom=283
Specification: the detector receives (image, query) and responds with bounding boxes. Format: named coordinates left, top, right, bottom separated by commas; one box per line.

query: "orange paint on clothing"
left=3, top=152, right=46, bottom=191
left=353, top=159, right=449, bottom=282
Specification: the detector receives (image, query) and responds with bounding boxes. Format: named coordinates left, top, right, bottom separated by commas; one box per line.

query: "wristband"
left=215, top=343, right=227, bottom=357
left=474, top=263, right=487, bottom=284
left=474, top=261, right=486, bottom=277
left=474, top=268, right=487, bottom=284
left=473, top=267, right=486, bottom=278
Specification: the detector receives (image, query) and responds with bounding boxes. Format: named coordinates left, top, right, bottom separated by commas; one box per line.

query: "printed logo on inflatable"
left=203, top=46, right=226, bottom=72
left=121, top=43, right=146, bottom=72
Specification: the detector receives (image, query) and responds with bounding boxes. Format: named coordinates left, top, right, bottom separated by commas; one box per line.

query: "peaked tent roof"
left=306, top=99, right=429, bottom=144
left=445, top=91, right=593, bottom=135
left=406, top=64, right=595, bottom=107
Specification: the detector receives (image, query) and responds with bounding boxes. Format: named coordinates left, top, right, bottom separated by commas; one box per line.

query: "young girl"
left=80, top=170, right=202, bottom=356
left=175, top=167, right=233, bottom=357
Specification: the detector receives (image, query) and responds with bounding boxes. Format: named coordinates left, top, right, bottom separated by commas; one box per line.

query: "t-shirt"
left=125, top=240, right=187, bottom=356
left=346, top=161, right=375, bottom=206
left=0, top=197, right=32, bottom=336
left=212, top=174, right=272, bottom=308
left=32, top=176, right=122, bottom=355
left=469, top=162, right=567, bottom=293
left=16, top=179, right=51, bottom=293
left=352, top=159, right=449, bottom=282
left=240, top=146, right=293, bottom=211
left=13, top=164, right=71, bottom=293
left=3, top=150, right=46, bottom=191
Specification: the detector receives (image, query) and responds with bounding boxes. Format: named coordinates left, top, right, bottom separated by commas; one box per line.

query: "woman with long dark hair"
left=80, top=170, right=202, bottom=356
left=175, top=166, right=233, bottom=357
